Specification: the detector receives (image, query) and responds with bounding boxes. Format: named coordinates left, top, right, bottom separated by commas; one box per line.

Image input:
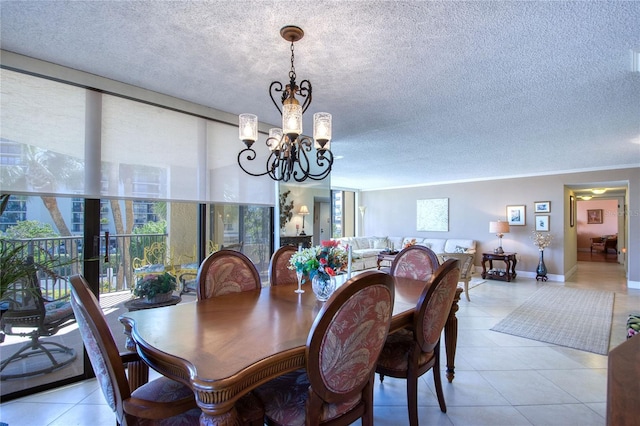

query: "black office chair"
left=0, top=257, right=76, bottom=380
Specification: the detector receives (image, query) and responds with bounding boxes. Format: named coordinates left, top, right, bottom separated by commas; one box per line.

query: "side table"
left=377, top=252, right=398, bottom=270
left=481, top=252, right=517, bottom=282
left=124, top=295, right=182, bottom=312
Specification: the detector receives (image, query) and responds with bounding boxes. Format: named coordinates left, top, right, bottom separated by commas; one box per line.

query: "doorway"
left=576, top=198, right=619, bottom=262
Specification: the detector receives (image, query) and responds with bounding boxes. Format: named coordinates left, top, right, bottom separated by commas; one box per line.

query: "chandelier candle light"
left=238, top=25, right=333, bottom=182
left=489, top=220, right=510, bottom=254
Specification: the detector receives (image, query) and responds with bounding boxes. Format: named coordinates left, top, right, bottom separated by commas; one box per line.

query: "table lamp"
left=298, top=205, right=310, bottom=235
left=489, top=220, right=510, bottom=254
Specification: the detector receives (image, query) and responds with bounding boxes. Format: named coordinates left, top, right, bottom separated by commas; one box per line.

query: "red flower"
left=319, top=257, right=328, bottom=265
left=325, top=267, right=336, bottom=276
left=321, top=240, right=339, bottom=248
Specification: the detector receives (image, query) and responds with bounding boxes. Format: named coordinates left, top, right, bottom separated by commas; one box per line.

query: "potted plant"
left=132, top=272, right=177, bottom=303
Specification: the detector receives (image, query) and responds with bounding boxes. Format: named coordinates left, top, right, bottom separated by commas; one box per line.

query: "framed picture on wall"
left=416, top=198, right=449, bottom=232
left=569, top=195, right=575, bottom=227
left=534, top=201, right=550, bottom=213
left=506, top=205, right=526, bottom=226
left=587, top=209, right=603, bottom=224
left=535, top=215, right=550, bottom=231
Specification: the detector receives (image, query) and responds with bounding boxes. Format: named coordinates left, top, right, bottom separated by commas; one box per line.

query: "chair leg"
left=432, top=345, right=447, bottom=413
left=464, top=280, right=470, bottom=302
left=407, top=370, right=419, bottom=426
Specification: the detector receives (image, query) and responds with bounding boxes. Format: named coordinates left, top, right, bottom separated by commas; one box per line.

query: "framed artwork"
left=416, top=198, right=449, bottom=232
left=534, top=201, right=550, bottom=213
left=587, top=209, right=603, bottom=224
left=506, top=205, right=526, bottom=226
left=535, top=215, right=550, bottom=231
left=569, top=195, right=575, bottom=227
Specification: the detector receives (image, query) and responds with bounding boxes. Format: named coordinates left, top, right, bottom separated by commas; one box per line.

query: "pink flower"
left=321, top=240, right=339, bottom=248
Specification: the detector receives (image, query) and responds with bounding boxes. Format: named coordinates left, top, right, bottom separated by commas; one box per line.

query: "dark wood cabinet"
left=280, top=235, right=312, bottom=249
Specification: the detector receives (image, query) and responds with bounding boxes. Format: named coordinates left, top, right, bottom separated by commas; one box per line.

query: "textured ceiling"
left=1, top=1, right=639, bottom=191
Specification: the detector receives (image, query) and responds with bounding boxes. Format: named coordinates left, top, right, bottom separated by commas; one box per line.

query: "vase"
left=311, top=274, right=336, bottom=302
left=145, top=291, right=173, bottom=304
left=295, top=270, right=305, bottom=294
left=536, top=250, right=548, bottom=281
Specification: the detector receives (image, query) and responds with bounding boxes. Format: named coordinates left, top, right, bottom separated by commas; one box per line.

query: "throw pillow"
left=454, top=245, right=467, bottom=253
left=373, top=238, right=388, bottom=249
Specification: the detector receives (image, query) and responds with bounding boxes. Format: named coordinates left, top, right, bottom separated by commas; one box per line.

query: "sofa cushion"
left=444, top=239, right=476, bottom=254
left=388, top=237, right=404, bottom=252
left=422, top=239, right=446, bottom=254
left=351, top=237, right=370, bottom=250
left=371, top=237, right=388, bottom=249
left=357, top=248, right=382, bottom=258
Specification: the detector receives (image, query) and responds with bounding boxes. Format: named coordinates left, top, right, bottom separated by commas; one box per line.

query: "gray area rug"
left=491, top=285, right=614, bottom=355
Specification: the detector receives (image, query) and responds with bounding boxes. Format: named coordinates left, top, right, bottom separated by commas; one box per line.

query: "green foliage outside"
left=0, top=220, right=59, bottom=239
left=130, top=220, right=167, bottom=261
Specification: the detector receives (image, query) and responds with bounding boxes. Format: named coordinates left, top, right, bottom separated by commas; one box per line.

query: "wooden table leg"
left=444, top=288, right=462, bottom=383
left=120, top=321, right=149, bottom=391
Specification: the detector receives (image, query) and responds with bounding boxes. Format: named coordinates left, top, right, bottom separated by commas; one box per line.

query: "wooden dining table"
left=119, top=275, right=462, bottom=425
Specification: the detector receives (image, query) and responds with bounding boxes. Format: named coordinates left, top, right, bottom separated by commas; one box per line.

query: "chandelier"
left=238, top=25, right=333, bottom=182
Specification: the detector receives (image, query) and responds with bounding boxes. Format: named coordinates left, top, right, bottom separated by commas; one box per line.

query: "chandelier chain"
left=289, top=41, right=296, bottom=81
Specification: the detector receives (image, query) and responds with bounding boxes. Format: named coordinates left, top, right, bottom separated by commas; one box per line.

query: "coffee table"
left=377, top=252, right=398, bottom=269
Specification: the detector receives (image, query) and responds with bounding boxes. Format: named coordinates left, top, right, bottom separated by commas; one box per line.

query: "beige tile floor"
left=1, top=260, right=637, bottom=426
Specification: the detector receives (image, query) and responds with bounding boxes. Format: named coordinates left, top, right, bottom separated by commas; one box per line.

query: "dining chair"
left=68, top=274, right=201, bottom=425
left=196, top=249, right=262, bottom=299
left=254, top=270, right=395, bottom=426
left=376, top=258, right=460, bottom=426
left=268, top=245, right=298, bottom=286
left=390, top=244, right=440, bottom=281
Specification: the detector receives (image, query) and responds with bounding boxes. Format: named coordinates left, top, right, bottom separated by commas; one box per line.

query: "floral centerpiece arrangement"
left=133, top=272, right=177, bottom=303
left=288, top=240, right=348, bottom=300
left=403, top=238, right=417, bottom=249
left=531, top=232, right=553, bottom=251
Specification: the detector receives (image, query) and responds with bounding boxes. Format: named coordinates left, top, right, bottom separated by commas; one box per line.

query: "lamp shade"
left=299, top=205, right=310, bottom=215
left=489, top=221, right=510, bottom=234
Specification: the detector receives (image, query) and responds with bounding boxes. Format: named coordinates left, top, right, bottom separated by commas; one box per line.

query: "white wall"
left=361, top=168, right=640, bottom=287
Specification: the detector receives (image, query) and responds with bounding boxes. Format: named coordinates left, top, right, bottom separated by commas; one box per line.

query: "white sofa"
left=334, top=236, right=476, bottom=272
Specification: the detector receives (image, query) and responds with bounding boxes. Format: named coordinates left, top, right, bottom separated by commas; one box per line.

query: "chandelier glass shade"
left=238, top=26, right=333, bottom=182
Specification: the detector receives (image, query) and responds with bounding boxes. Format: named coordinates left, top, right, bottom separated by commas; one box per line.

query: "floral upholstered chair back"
left=69, top=275, right=130, bottom=420
left=390, top=245, right=440, bottom=281
left=196, top=250, right=261, bottom=299
left=306, top=271, right=394, bottom=420
left=268, top=245, right=298, bottom=286
left=415, top=259, right=460, bottom=354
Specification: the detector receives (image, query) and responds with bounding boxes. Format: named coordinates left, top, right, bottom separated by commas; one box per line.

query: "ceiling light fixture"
left=579, top=195, right=593, bottom=200
left=238, top=25, right=333, bottom=182
left=591, top=188, right=607, bottom=195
